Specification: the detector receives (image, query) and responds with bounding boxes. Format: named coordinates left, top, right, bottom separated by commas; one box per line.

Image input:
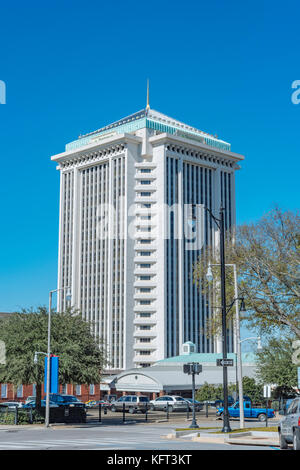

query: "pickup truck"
left=216, top=401, right=275, bottom=422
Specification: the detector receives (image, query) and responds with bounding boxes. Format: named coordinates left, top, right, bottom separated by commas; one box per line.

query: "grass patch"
left=214, top=426, right=278, bottom=434
left=175, top=427, right=219, bottom=432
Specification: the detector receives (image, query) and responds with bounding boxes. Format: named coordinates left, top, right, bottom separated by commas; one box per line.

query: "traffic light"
left=183, top=363, right=202, bottom=375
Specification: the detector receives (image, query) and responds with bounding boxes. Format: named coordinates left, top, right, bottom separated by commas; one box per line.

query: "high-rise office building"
left=51, top=105, right=244, bottom=372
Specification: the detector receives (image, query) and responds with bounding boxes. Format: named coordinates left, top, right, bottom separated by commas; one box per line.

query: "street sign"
left=44, top=356, right=59, bottom=394
left=216, top=358, right=234, bottom=367
left=263, top=385, right=271, bottom=398
left=183, top=363, right=202, bottom=375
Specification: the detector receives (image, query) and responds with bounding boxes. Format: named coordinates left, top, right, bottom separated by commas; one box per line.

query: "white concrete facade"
left=51, top=107, right=244, bottom=371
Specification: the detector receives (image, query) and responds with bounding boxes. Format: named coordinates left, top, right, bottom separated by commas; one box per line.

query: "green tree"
left=239, top=376, right=263, bottom=402
left=195, top=382, right=232, bottom=402
left=255, top=335, right=298, bottom=389
left=0, top=307, right=107, bottom=409
left=195, top=382, right=219, bottom=402
left=193, top=207, right=300, bottom=338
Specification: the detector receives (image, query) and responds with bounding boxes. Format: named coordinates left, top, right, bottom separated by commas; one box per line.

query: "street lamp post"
left=238, top=336, right=262, bottom=428
left=218, top=208, right=232, bottom=433
left=45, top=287, right=71, bottom=428
left=207, top=263, right=245, bottom=428
left=192, top=205, right=231, bottom=433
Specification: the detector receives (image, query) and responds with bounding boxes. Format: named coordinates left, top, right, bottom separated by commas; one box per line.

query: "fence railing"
left=0, top=405, right=87, bottom=425
left=0, top=406, right=37, bottom=425
left=94, top=401, right=214, bottom=424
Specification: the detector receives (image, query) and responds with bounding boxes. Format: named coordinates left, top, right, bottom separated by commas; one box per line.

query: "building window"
left=16, top=385, right=23, bottom=398
left=1, top=384, right=7, bottom=399
left=75, top=385, right=81, bottom=396
left=61, top=384, right=68, bottom=394
left=89, top=384, right=95, bottom=395
left=32, top=384, right=36, bottom=397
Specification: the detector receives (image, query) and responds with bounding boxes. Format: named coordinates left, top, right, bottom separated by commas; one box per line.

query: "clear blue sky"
left=0, top=0, right=299, bottom=324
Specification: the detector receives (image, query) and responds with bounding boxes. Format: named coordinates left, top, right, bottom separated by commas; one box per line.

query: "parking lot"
left=86, top=404, right=214, bottom=424
left=85, top=405, right=279, bottom=427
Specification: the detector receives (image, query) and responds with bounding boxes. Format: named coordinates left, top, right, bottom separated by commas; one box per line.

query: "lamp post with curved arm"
left=45, top=287, right=71, bottom=428
left=206, top=262, right=262, bottom=428
left=195, top=206, right=231, bottom=433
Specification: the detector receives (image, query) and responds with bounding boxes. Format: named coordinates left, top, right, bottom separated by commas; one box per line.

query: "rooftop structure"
left=65, top=108, right=231, bottom=153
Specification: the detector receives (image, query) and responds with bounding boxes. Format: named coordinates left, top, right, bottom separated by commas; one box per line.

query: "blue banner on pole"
left=44, top=356, right=59, bottom=394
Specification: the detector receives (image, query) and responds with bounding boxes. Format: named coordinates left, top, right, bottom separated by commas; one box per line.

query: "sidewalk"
left=0, top=424, right=45, bottom=431
left=163, top=428, right=280, bottom=447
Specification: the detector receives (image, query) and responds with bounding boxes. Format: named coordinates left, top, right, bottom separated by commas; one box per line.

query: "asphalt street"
left=0, top=423, right=279, bottom=451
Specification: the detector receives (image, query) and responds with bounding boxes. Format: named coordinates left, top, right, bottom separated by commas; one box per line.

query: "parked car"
left=278, top=397, right=300, bottom=415
left=214, top=395, right=236, bottom=408
left=278, top=397, right=300, bottom=450
left=43, top=394, right=86, bottom=408
left=110, top=395, right=149, bottom=414
left=25, top=396, right=36, bottom=404
left=98, top=400, right=112, bottom=408
left=85, top=400, right=111, bottom=409
left=0, top=401, right=24, bottom=409
left=183, top=399, right=203, bottom=412
left=202, top=399, right=217, bottom=406
left=85, top=400, right=98, bottom=408
left=216, top=400, right=275, bottom=421
left=104, top=395, right=117, bottom=403
left=149, top=396, right=188, bottom=412
left=22, top=400, right=59, bottom=409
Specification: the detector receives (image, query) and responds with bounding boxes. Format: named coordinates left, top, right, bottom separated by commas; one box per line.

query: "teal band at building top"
left=65, top=109, right=231, bottom=153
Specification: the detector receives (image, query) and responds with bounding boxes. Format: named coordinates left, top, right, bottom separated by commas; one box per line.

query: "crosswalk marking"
left=0, top=438, right=145, bottom=449
left=0, top=435, right=163, bottom=450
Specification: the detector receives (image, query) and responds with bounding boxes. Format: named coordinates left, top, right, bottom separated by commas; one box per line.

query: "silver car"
left=110, top=395, right=149, bottom=414
left=278, top=397, right=300, bottom=450
left=149, top=395, right=189, bottom=412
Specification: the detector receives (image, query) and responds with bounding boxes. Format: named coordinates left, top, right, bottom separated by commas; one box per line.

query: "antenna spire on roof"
left=146, top=79, right=150, bottom=111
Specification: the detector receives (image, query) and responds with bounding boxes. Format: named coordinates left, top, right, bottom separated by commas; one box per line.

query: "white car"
left=0, top=401, right=24, bottom=409
left=149, top=396, right=189, bottom=412
left=25, top=396, right=36, bottom=404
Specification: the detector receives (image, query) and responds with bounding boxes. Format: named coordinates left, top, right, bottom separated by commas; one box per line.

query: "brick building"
left=0, top=383, right=104, bottom=404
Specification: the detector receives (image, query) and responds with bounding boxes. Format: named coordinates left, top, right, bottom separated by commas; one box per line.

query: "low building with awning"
left=102, top=345, right=257, bottom=399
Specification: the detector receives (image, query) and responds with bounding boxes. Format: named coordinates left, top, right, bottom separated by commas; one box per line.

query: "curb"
left=226, top=438, right=279, bottom=447
left=163, top=429, right=280, bottom=448
left=0, top=425, right=45, bottom=431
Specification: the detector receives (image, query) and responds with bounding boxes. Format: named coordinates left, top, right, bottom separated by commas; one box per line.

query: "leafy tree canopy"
left=0, top=307, right=107, bottom=388
left=194, top=207, right=300, bottom=338
left=255, top=335, right=299, bottom=390
left=195, top=377, right=263, bottom=403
